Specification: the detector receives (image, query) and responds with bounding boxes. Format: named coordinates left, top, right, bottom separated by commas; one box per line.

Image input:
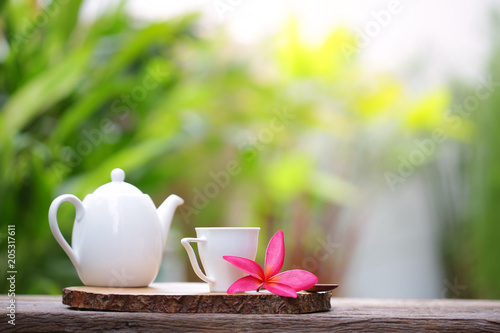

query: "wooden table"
left=1, top=295, right=499, bottom=332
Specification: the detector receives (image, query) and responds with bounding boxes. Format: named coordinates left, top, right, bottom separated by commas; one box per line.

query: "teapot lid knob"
left=91, top=168, right=143, bottom=195
left=111, top=168, right=125, bottom=182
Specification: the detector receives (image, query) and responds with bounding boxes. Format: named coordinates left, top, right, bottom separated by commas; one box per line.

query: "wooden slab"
left=62, top=282, right=332, bottom=314
left=4, top=296, right=500, bottom=332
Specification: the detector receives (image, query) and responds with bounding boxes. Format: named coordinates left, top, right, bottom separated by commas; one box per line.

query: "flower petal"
left=227, top=275, right=263, bottom=294
left=264, top=230, right=285, bottom=278
left=264, top=281, right=298, bottom=298
left=269, top=269, right=318, bottom=291
left=223, top=256, right=264, bottom=280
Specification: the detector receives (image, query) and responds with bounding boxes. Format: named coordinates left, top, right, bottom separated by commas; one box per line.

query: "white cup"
left=181, top=227, right=260, bottom=292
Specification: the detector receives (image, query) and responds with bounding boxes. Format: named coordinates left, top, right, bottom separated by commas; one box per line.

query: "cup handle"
left=48, top=194, right=85, bottom=273
left=181, top=237, right=214, bottom=284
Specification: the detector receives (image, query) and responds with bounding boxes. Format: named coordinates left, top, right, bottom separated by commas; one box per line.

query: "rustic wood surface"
left=1, top=294, right=500, bottom=332
left=61, top=283, right=331, bottom=314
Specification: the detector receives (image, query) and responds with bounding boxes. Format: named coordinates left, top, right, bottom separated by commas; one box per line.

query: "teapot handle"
left=48, top=194, right=85, bottom=272
left=181, top=237, right=214, bottom=284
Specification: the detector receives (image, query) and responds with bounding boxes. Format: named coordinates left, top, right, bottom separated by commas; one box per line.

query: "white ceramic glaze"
left=181, top=227, right=260, bottom=292
left=48, top=168, right=184, bottom=287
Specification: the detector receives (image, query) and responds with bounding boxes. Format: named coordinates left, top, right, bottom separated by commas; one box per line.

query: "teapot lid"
left=92, top=168, right=143, bottom=196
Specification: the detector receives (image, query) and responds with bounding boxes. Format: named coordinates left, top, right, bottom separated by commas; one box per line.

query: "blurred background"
left=1, top=0, right=499, bottom=299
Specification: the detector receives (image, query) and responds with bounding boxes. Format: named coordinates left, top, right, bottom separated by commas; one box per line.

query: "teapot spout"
left=157, top=194, right=184, bottom=249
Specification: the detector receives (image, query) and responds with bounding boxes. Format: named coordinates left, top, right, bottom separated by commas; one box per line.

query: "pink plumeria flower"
left=223, top=230, right=318, bottom=298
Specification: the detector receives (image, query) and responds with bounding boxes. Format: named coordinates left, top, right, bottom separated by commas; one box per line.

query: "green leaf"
left=309, top=172, right=356, bottom=205
left=47, top=80, right=131, bottom=145
left=264, top=153, right=313, bottom=202
left=403, top=89, right=451, bottom=131
left=1, top=46, right=91, bottom=140
left=63, top=137, right=184, bottom=196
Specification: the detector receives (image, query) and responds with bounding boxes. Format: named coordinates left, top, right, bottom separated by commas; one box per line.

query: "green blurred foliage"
left=3, top=1, right=492, bottom=297
left=468, top=15, right=500, bottom=298
left=448, top=24, right=500, bottom=299
left=427, top=13, right=500, bottom=300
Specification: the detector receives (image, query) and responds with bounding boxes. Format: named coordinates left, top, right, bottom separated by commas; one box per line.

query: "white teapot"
left=48, top=168, right=184, bottom=287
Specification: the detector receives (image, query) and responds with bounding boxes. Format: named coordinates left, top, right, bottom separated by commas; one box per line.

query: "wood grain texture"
left=1, top=295, right=499, bottom=332
left=61, top=283, right=331, bottom=314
